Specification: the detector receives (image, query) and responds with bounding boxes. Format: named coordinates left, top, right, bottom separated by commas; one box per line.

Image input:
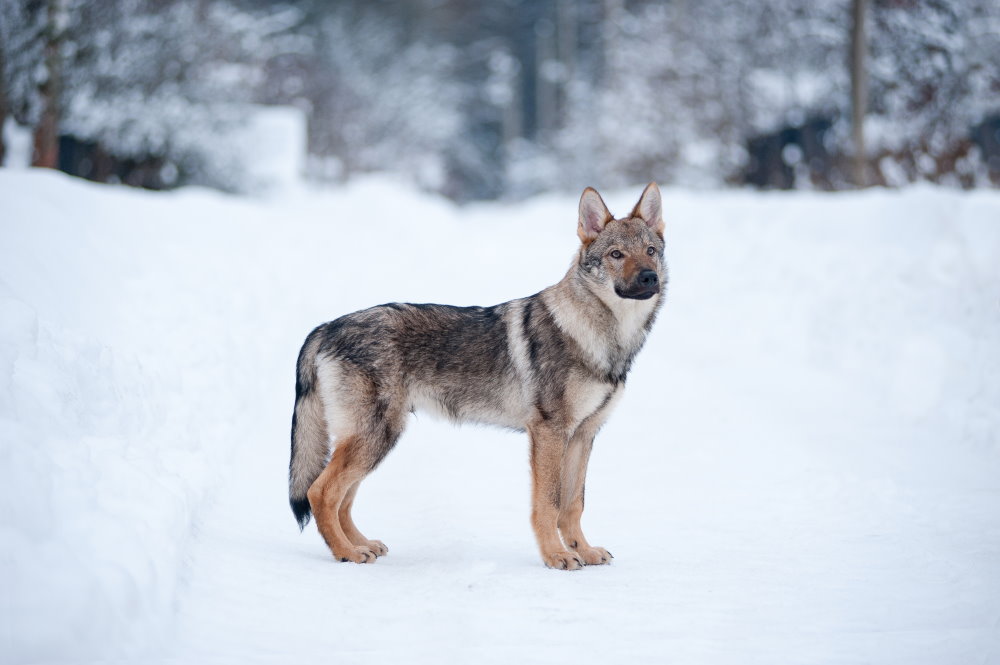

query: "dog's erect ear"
left=578, top=187, right=613, bottom=244
left=631, top=182, right=664, bottom=237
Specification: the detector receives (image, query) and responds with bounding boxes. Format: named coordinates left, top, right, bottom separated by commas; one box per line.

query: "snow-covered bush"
left=867, top=0, right=1000, bottom=186
left=60, top=0, right=302, bottom=191
left=550, top=1, right=849, bottom=191
left=305, top=11, right=463, bottom=193
left=0, top=0, right=302, bottom=191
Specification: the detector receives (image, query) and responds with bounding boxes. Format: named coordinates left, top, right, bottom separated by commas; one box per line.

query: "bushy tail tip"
left=290, top=496, right=312, bottom=531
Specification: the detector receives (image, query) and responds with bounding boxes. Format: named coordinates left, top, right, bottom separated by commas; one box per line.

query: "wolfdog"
left=289, top=183, right=667, bottom=570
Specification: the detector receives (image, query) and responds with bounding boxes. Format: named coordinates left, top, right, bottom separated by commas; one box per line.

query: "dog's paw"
left=334, top=545, right=379, bottom=564
left=543, top=551, right=584, bottom=571
left=364, top=539, right=388, bottom=557
left=578, top=546, right=613, bottom=565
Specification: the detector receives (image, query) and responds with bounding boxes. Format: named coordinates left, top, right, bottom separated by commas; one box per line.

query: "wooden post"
left=0, top=40, right=8, bottom=166
left=31, top=0, right=63, bottom=169
left=850, top=0, right=868, bottom=187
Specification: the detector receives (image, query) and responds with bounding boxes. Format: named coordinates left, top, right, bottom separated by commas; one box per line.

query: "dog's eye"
left=647, top=246, right=656, bottom=256
left=610, top=250, right=623, bottom=259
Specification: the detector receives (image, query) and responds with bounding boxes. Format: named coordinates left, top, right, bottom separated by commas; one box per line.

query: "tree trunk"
left=32, top=0, right=62, bottom=169
left=556, top=0, right=576, bottom=123
left=0, top=40, right=8, bottom=166
left=534, top=21, right=556, bottom=140
left=850, top=0, right=868, bottom=187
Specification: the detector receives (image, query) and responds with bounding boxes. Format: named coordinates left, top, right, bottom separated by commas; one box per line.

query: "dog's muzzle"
left=616, top=270, right=659, bottom=300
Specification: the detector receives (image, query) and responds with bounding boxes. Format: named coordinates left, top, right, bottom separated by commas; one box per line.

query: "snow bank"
left=1, top=118, right=32, bottom=168
left=2, top=170, right=999, bottom=663
left=231, top=105, right=307, bottom=194
left=1, top=173, right=228, bottom=658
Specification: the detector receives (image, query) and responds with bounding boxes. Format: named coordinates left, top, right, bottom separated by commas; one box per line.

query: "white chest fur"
left=607, top=294, right=658, bottom=348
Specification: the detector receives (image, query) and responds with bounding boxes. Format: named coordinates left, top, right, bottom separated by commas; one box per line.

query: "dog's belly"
left=407, top=380, right=532, bottom=431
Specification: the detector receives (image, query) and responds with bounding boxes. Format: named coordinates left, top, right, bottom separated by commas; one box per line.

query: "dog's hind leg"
left=308, top=389, right=405, bottom=564
left=307, top=435, right=378, bottom=563
left=339, top=481, right=388, bottom=556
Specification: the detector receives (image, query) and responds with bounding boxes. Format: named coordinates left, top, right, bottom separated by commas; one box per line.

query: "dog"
left=288, top=183, right=667, bottom=569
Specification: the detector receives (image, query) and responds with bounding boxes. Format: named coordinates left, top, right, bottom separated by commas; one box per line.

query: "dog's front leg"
left=528, top=422, right=583, bottom=570
left=558, top=427, right=612, bottom=565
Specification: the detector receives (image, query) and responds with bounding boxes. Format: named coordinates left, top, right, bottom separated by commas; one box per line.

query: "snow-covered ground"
left=2, top=169, right=999, bottom=664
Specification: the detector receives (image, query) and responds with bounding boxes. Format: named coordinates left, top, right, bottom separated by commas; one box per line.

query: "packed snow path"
left=3, top=171, right=999, bottom=663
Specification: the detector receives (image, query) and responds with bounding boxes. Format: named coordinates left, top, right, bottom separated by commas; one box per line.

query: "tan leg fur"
left=339, top=481, right=388, bottom=556
left=307, top=437, right=380, bottom=564
left=558, top=432, right=612, bottom=565
left=529, top=422, right=584, bottom=570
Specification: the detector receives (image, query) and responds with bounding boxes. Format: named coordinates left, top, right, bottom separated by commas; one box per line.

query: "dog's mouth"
left=614, top=286, right=659, bottom=300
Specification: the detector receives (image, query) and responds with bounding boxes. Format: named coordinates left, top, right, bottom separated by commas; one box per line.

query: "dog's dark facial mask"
left=577, top=183, right=666, bottom=301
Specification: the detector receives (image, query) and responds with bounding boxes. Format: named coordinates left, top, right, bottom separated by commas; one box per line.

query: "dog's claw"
left=365, top=540, right=389, bottom=557
left=544, top=551, right=584, bottom=571
left=578, top=546, right=613, bottom=566
left=334, top=546, right=378, bottom=564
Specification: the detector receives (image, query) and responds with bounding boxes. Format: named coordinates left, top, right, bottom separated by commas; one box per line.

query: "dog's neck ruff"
left=602, top=290, right=659, bottom=347
left=542, top=268, right=659, bottom=382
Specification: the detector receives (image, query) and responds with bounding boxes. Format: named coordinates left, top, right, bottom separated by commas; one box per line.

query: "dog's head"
left=576, top=183, right=666, bottom=301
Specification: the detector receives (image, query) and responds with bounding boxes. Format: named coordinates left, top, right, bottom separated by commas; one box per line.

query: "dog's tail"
left=289, top=327, right=330, bottom=530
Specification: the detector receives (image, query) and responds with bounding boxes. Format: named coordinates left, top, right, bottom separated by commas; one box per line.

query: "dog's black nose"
left=637, top=270, right=658, bottom=288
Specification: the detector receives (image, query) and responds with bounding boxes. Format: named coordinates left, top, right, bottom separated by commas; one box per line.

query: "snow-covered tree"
left=60, top=0, right=301, bottom=189
left=543, top=1, right=849, bottom=192
left=2, top=0, right=301, bottom=188
left=867, top=0, right=1000, bottom=185
left=0, top=0, right=68, bottom=167
left=305, top=10, right=462, bottom=192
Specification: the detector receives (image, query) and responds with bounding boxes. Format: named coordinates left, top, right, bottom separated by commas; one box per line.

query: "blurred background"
left=1, top=0, right=999, bottom=200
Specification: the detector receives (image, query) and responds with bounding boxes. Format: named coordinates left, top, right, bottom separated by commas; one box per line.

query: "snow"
left=231, top=105, right=307, bottom=193
left=2, top=170, right=999, bottom=664
left=2, top=119, right=32, bottom=168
